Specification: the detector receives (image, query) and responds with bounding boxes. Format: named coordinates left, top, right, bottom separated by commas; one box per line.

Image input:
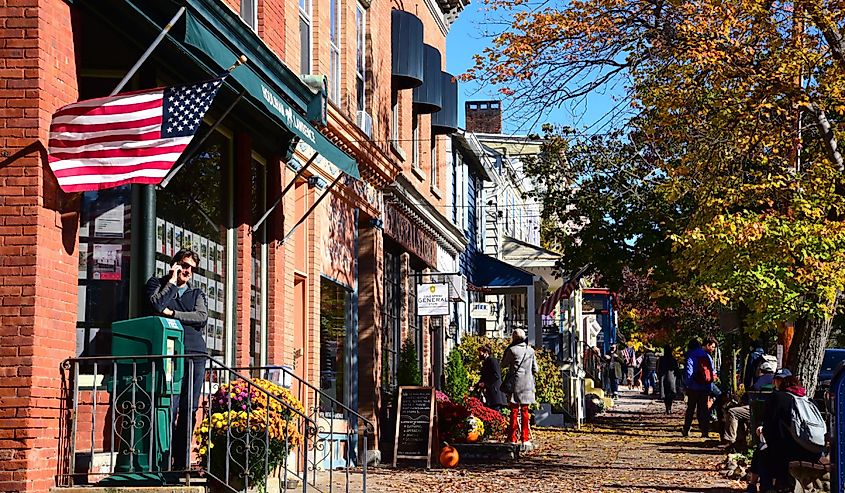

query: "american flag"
left=48, top=77, right=226, bottom=193
left=537, top=265, right=590, bottom=316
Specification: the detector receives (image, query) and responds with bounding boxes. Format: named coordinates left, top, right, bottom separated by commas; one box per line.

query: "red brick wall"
left=0, top=1, right=79, bottom=492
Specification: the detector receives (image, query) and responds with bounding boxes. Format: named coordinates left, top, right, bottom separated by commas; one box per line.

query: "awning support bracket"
left=278, top=172, right=343, bottom=246
left=252, top=152, right=318, bottom=231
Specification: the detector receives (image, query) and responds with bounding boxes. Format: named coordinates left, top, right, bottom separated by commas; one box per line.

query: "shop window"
left=320, top=278, right=351, bottom=412
left=156, top=129, right=233, bottom=361
left=76, top=186, right=132, bottom=358
left=299, top=0, right=312, bottom=74
left=355, top=4, right=366, bottom=112
left=250, top=155, right=268, bottom=367
left=381, top=250, right=401, bottom=390
left=329, top=0, right=341, bottom=103
left=409, top=267, right=422, bottom=375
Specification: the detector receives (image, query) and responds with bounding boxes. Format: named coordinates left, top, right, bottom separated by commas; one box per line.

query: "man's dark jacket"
left=146, top=276, right=209, bottom=353
left=642, top=351, right=660, bottom=373
left=480, top=355, right=507, bottom=407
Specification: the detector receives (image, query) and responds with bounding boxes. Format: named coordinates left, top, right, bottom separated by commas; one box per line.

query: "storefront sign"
left=470, top=302, right=493, bottom=319
left=393, top=386, right=435, bottom=468
left=417, top=283, right=449, bottom=316
left=383, top=203, right=437, bottom=267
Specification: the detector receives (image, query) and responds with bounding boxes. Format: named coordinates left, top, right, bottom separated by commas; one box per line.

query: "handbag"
left=500, top=344, right=528, bottom=394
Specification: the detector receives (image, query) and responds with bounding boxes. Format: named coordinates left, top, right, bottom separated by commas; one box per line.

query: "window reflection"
left=155, top=130, right=231, bottom=358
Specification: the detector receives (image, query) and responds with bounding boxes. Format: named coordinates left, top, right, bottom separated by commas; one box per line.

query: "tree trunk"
left=786, top=314, right=835, bottom=397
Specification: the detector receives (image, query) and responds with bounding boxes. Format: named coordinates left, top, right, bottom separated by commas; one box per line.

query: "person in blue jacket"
left=682, top=337, right=717, bottom=438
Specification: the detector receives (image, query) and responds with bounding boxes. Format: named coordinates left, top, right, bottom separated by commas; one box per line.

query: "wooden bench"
left=789, top=460, right=831, bottom=492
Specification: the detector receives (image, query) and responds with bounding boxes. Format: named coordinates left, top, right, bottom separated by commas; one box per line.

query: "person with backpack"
left=762, top=375, right=826, bottom=489
left=683, top=337, right=717, bottom=438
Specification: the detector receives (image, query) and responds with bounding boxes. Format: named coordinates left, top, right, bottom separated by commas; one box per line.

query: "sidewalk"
left=353, top=388, right=744, bottom=492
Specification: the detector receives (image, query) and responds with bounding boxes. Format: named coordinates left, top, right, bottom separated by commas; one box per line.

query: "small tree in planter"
left=195, top=378, right=305, bottom=492
left=444, top=348, right=470, bottom=402
left=397, top=338, right=422, bottom=387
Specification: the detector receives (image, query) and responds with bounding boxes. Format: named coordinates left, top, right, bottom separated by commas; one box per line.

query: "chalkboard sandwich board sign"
left=393, top=386, right=436, bottom=468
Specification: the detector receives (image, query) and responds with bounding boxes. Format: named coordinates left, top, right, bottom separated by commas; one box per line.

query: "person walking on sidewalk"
left=501, top=329, right=539, bottom=450
left=657, top=345, right=679, bottom=414
left=622, top=343, right=636, bottom=389
left=477, top=344, right=507, bottom=411
left=641, top=347, right=660, bottom=396
left=683, top=338, right=717, bottom=438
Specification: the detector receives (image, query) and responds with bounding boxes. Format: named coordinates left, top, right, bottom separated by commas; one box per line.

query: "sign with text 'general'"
left=393, top=386, right=435, bottom=468
left=417, top=283, right=449, bottom=316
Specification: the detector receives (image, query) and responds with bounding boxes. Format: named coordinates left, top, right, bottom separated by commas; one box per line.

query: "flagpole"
left=158, top=56, right=248, bottom=188
left=111, top=6, right=187, bottom=96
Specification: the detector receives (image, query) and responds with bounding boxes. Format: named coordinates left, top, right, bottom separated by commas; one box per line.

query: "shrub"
left=397, top=338, right=422, bottom=387
left=444, top=348, right=470, bottom=402
left=456, top=334, right=565, bottom=411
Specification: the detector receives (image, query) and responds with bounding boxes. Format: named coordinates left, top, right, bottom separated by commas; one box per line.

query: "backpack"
left=693, top=355, right=714, bottom=385
left=788, top=394, right=826, bottom=453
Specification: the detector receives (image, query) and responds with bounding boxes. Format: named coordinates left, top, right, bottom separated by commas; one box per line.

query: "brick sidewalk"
left=345, top=388, right=744, bottom=493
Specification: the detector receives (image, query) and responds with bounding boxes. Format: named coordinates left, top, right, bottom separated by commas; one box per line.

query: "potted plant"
left=195, top=378, right=306, bottom=492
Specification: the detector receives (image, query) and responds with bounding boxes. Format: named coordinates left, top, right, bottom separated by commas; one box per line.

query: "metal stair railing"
left=232, top=366, right=375, bottom=491
left=57, top=354, right=368, bottom=492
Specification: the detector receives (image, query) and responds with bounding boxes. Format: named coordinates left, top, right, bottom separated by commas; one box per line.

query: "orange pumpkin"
left=439, top=444, right=459, bottom=468
left=466, top=430, right=480, bottom=443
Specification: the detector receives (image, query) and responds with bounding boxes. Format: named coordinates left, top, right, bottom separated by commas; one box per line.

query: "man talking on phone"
left=146, top=249, right=208, bottom=470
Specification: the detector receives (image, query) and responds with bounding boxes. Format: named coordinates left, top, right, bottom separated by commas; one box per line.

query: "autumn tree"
left=471, top=0, right=845, bottom=393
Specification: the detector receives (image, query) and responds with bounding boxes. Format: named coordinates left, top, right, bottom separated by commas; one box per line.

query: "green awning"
left=183, top=11, right=359, bottom=179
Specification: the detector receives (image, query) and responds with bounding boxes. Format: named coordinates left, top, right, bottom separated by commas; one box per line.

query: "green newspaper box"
left=109, top=316, right=184, bottom=477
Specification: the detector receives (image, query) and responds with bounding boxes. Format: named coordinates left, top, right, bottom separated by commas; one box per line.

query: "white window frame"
left=299, top=0, right=312, bottom=74
left=241, top=0, right=258, bottom=31
left=329, top=0, right=341, bottom=103
left=430, top=135, right=438, bottom=189
left=355, top=4, right=366, bottom=112
left=412, top=112, right=420, bottom=169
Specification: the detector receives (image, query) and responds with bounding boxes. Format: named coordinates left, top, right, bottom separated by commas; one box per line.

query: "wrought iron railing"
left=57, top=355, right=369, bottom=492
left=233, top=366, right=375, bottom=491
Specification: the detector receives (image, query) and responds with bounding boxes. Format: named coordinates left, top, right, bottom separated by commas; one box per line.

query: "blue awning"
left=474, top=254, right=534, bottom=287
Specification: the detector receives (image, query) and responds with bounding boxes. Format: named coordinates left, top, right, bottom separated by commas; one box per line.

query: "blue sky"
left=445, top=3, right=625, bottom=135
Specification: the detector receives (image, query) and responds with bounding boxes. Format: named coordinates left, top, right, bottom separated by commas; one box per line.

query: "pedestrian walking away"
left=656, top=345, right=679, bottom=414
left=683, top=338, right=717, bottom=438
left=500, top=328, right=539, bottom=450
left=146, top=249, right=209, bottom=469
left=641, top=347, right=660, bottom=396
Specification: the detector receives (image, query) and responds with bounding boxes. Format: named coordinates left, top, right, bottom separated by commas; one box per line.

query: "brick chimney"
left=465, top=100, right=502, bottom=134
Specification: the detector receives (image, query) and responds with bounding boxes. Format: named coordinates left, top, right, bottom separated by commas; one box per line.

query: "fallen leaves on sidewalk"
left=360, top=391, right=744, bottom=492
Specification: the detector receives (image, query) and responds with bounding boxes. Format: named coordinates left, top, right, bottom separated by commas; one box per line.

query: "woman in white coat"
left=500, top=329, right=539, bottom=447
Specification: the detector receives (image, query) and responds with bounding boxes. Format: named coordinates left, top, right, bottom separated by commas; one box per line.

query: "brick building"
left=0, top=0, right=463, bottom=491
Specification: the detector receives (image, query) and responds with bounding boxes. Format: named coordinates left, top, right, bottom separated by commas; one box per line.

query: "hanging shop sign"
left=470, top=302, right=493, bottom=319
left=417, top=283, right=449, bottom=316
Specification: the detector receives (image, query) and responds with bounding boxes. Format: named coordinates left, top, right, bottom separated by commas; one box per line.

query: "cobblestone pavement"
left=355, top=388, right=744, bottom=493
